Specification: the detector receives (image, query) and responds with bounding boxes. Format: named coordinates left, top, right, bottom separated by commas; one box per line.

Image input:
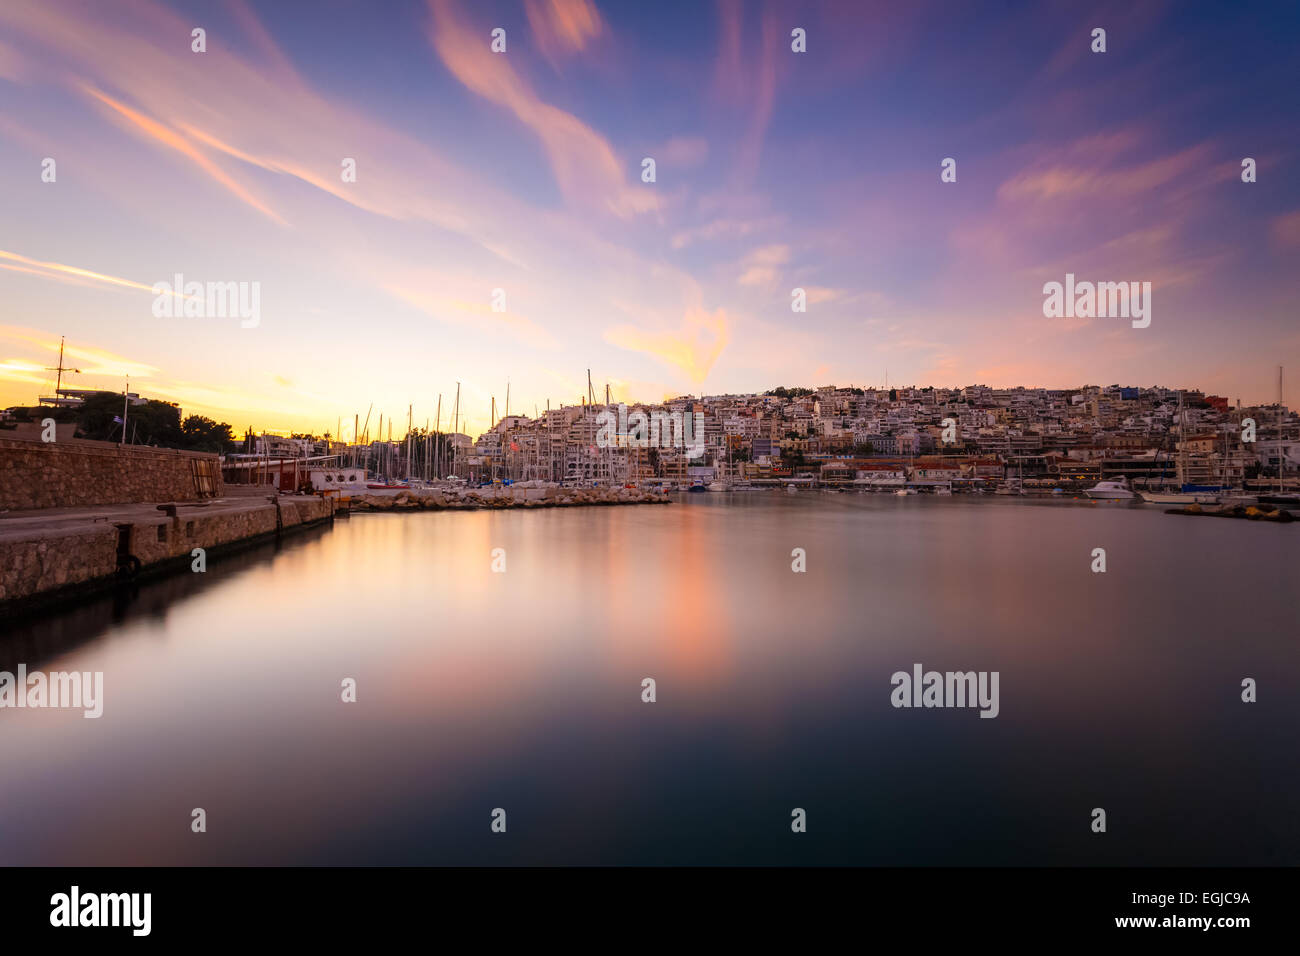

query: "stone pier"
left=0, top=493, right=334, bottom=615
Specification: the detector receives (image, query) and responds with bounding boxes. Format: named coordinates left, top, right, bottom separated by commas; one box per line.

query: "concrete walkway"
left=0, top=494, right=293, bottom=543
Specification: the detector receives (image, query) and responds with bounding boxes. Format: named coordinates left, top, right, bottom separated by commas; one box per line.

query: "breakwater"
left=338, top=484, right=670, bottom=513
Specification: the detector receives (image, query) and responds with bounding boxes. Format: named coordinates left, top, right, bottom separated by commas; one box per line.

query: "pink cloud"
left=428, top=0, right=657, bottom=219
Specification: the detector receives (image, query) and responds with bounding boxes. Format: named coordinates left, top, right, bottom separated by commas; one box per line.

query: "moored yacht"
left=1140, top=488, right=1220, bottom=505
left=1085, top=478, right=1136, bottom=500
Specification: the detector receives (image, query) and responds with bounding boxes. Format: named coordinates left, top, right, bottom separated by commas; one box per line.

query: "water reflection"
left=1, top=496, right=1296, bottom=865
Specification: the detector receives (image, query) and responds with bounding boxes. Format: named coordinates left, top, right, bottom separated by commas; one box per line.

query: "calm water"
left=2, top=494, right=1297, bottom=865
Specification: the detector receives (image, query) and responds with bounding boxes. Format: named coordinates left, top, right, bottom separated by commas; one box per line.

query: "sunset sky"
left=1, top=0, right=1297, bottom=438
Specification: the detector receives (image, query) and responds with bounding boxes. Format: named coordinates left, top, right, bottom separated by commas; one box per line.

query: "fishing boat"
left=1084, top=478, right=1136, bottom=500
left=687, top=479, right=707, bottom=493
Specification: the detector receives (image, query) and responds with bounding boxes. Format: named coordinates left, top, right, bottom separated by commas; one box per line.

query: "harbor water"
left=1, top=493, right=1296, bottom=865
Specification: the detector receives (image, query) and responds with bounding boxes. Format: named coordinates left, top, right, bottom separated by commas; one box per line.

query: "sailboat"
left=1140, top=392, right=1220, bottom=504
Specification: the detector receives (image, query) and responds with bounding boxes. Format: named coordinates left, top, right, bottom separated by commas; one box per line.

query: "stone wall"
left=127, top=498, right=331, bottom=566
left=0, top=435, right=223, bottom=510
left=0, top=526, right=119, bottom=604
left=0, top=496, right=333, bottom=608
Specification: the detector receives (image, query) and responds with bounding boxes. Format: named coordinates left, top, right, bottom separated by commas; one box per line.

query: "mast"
left=1278, top=366, right=1285, bottom=491
left=452, top=382, right=460, bottom=478
left=120, top=376, right=130, bottom=446
left=435, top=394, right=442, bottom=479
left=44, top=335, right=81, bottom=405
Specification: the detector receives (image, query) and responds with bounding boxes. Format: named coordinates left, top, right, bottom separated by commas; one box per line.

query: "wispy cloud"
left=82, top=85, right=288, bottom=225
left=605, top=306, right=729, bottom=384
left=736, top=244, right=789, bottom=287
left=0, top=248, right=181, bottom=298
left=525, top=0, right=604, bottom=65
left=428, top=0, right=656, bottom=219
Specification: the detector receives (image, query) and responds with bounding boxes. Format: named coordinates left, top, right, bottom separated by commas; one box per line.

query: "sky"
left=1, top=0, right=1297, bottom=439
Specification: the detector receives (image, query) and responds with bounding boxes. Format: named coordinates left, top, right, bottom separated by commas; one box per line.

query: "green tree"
left=75, top=395, right=184, bottom=446
left=181, top=415, right=236, bottom=453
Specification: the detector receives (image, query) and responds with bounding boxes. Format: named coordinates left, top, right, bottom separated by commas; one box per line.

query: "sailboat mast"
left=1274, top=361, right=1284, bottom=489
left=452, top=382, right=460, bottom=478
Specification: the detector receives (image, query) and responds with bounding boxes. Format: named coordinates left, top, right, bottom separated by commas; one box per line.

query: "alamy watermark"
left=152, top=273, right=260, bottom=328
left=595, top=403, right=706, bottom=459
left=1043, top=273, right=1150, bottom=328
left=50, top=886, right=150, bottom=936
left=0, top=664, right=103, bottom=718
left=890, top=663, right=999, bottom=718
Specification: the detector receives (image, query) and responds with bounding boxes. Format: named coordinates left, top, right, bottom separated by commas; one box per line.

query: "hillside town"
left=220, top=382, right=1297, bottom=494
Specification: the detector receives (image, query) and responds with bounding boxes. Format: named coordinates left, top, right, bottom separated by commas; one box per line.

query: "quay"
left=0, top=489, right=335, bottom=615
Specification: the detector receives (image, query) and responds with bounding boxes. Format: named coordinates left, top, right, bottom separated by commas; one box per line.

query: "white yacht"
left=1140, top=490, right=1220, bottom=505
left=1085, top=478, right=1136, bottom=500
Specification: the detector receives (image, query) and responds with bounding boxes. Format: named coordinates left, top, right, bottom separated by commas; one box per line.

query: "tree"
left=75, top=395, right=184, bottom=446
left=180, top=415, right=235, bottom=454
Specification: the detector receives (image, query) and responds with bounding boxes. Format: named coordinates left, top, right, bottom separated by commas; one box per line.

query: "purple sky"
left=1, top=0, right=1297, bottom=436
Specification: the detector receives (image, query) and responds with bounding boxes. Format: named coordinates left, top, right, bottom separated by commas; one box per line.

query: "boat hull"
left=1141, top=492, right=1219, bottom=504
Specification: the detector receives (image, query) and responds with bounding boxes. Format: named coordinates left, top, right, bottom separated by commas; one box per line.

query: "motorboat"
left=1085, top=478, right=1136, bottom=500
